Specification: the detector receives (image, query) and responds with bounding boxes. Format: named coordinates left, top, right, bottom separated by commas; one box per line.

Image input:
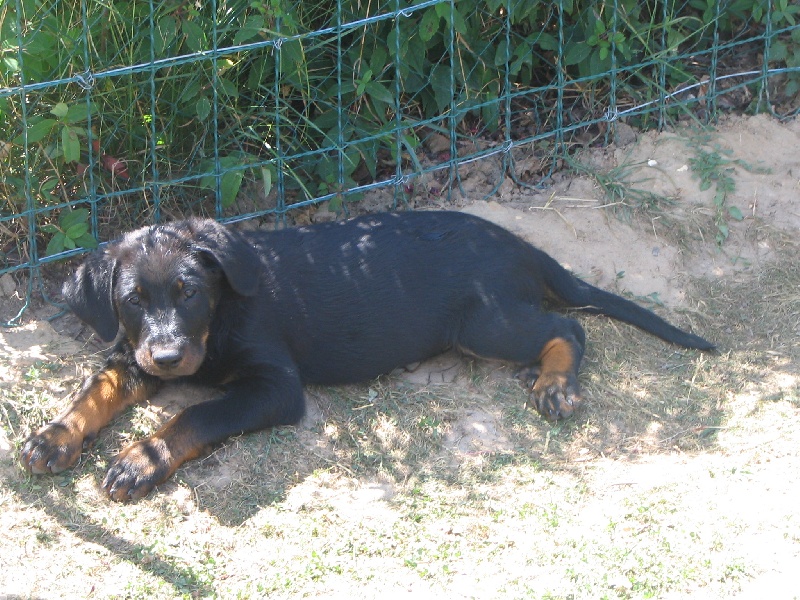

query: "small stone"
left=613, top=122, right=637, bottom=146
left=0, top=273, right=16, bottom=297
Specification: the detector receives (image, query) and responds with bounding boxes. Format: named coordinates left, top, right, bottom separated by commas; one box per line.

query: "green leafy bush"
left=0, top=0, right=796, bottom=257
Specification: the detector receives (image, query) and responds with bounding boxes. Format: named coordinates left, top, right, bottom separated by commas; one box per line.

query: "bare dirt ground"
left=1, top=114, right=799, bottom=599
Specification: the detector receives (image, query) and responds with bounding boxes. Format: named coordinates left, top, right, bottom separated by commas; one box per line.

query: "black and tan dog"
left=21, top=211, right=714, bottom=501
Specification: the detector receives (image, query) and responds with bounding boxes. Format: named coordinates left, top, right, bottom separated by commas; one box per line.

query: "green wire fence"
left=1, top=0, right=799, bottom=324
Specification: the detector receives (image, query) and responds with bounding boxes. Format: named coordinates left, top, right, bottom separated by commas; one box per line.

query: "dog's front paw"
left=525, top=371, right=581, bottom=421
left=102, top=438, right=173, bottom=502
left=21, top=423, right=86, bottom=474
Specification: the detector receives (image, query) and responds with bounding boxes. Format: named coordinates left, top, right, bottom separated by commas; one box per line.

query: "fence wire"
left=1, top=0, right=799, bottom=324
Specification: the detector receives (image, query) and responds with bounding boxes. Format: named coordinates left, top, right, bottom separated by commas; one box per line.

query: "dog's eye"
left=127, top=294, right=141, bottom=306
left=183, top=287, right=197, bottom=300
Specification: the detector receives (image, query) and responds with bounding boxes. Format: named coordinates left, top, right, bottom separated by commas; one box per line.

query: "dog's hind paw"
left=524, top=371, right=582, bottom=421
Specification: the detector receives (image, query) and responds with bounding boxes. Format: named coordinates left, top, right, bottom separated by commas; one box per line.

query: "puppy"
left=21, top=211, right=714, bottom=501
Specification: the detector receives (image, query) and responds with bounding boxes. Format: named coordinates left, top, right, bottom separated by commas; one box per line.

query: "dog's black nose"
left=152, top=347, right=184, bottom=369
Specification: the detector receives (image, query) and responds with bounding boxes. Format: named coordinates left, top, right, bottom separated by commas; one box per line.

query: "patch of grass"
left=686, top=135, right=771, bottom=245
left=567, top=154, right=677, bottom=221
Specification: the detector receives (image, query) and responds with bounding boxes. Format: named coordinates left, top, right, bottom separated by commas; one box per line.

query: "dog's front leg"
left=21, top=341, right=161, bottom=475
left=102, top=367, right=305, bottom=502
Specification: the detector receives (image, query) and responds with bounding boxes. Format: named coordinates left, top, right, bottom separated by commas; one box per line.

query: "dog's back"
left=237, top=211, right=546, bottom=383
left=227, top=211, right=711, bottom=385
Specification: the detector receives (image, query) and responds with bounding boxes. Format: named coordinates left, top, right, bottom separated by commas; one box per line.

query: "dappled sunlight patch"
left=0, top=321, right=85, bottom=378
left=373, top=414, right=411, bottom=455
left=322, top=421, right=340, bottom=440
left=442, top=408, right=514, bottom=461
left=283, top=472, right=398, bottom=525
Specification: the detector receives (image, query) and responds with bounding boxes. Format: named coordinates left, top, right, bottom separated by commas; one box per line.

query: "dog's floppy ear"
left=62, top=248, right=120, bottom=342
left=189, top=219, right=260, bottom=297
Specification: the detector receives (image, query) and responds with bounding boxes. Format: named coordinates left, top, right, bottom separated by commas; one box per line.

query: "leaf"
left=451, top=7, right=467, bottom=35
left=198, top=156, right=247, bottom=207
left=154, top=15, right=177, bottom=56
left=494, top=40, right=510, bottom=66
left=365, top=81, right=394, bottom=105
left=261, top=166, right=272, bottom=197
left=536, top=33, right=558, bottom=51
left=40, top=179, right=58, bottom=194
left=343, top=146, right=361, bottom=177
left=179, top=81, right=201, bottom=103
left=387, top=29, right=398, bottom=58
left=279, top=39, right=306, bottom=76
left=60, top=208, right=89, bottom=230
left=370, top=44, right=387, bottom=76
left=356, top=69, right=372, bottom=95
left=50, top=102, right=69, bottom=118
left=73, top=233, right=99, bottom=249
left=45, top=232, right=66, bottom=256
left=65, top=222, right=89, bottom=240
left=436, top=4, right=467, bottom=34
left=65, top=102, right=98, bottom=124
left=219, top=170, right=244, bottom=207
left=233, top=15, right=264, bottom=46
left=768, top=41, right=788, bottom=62
left=327, top=195, right=343, bottom=213
left=218, top=77, right=239, bottom=99
left=199, top=174, right=215, bottom=190
left=13, top=118, right=57, bottom=144
left=594, top=19, right=607, bottom=35
left=62, top=126, right=81, bottom=163
left=196, top=97, right=211, bottom=121
left=2, top=57, right=19, bottom=74
left=430, top=64, right=452, bottom=113
left=182, top=20, right=206, bottom=53
left=419, top=9, right=440, bottom=43
left=727, top=205, right=744, bottom=221
left=563, top=42, right=592, bottom=66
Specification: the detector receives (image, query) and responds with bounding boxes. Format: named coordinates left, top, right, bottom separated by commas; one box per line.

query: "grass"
left=1, top=211, right=799, bottom=598
left=566, top=154, right=677, bottom=222
left=565, top=129, right=777, bottom=254
left=685, top=135, right=772, bottom=246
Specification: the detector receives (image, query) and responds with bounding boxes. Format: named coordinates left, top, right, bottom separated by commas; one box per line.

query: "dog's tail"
left=536, top=248, right=715, bottom=351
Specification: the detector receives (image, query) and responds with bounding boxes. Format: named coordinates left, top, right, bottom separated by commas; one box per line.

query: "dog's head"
left=64, top=218, right=260, bottom=379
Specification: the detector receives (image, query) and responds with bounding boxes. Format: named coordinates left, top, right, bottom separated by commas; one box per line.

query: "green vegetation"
left=686, top=137, right=771, bottom=245
left=1, top=0, right=798, bottom=257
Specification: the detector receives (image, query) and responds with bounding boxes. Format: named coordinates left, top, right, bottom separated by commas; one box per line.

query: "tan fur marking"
left=537, top=337, right=575, bottom=374
left=155, top=414, right=210, bottom=465
left=56, top=366, right=148, bottom=437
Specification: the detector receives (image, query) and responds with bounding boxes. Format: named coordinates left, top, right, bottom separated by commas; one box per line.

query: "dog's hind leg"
left=456, top=304, right=586, bottom=420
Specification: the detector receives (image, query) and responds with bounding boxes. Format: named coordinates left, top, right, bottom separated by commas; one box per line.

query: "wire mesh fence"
left=1, top=0, right=799, bottom=324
